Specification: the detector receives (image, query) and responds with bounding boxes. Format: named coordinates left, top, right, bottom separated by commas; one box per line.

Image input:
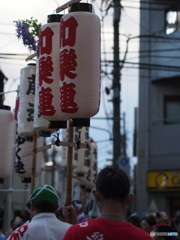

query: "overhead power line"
left=101, top=60, right=180, bottom=72
left=121, top=0, right=179, bottom=6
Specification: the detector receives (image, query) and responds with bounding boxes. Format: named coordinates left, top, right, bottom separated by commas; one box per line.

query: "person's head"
left=10, top=216, right=23, bottom=230
left=140, top=215, right=157, bottom=233
left=156, top=212, right=169, bottom=225
left=127, top=215, right=141, bottom=228
left=152, top=224, right=174, bottom=240
left=92, top=166, right=133, bottom=207
left=26, top=184, right=59, bottom=218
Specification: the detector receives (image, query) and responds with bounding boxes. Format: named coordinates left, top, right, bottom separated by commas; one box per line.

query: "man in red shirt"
left=62, top=166, right=152, bottom=240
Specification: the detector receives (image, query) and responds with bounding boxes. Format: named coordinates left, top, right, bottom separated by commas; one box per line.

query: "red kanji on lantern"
left=60, top=17, right=78, bottom=47
left=39, top=87, right=56, bottom=116
left=60, top=82, right=78, bottom=113
left=39, top=27, right=54, bottom=55
left=60, top=49, right=77, bottom=81
left=39, top=56, right=54, bottom=86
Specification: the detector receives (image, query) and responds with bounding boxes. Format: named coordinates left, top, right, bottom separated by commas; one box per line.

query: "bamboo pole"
left=65, top=121, right=74, bottom=223
left=31, top=131, right=37, bottom=193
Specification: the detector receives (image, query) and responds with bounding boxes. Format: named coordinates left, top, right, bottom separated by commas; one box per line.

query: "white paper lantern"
left=38, top=14, right=68, bottom=125
left=59, top=3, right=101, bottom=118
left=73, top=126, right=89, bottom=175
left=33, top=59, right=54, bottom=137
left=15, top=136, right=44, bottom=180
left=61, top=125, right=78, bottom=168
left=61, top=126, right=89, bottom=173
left=0, top=106, right=15, bottom=183
left=18, top=64, right=36, bottom=139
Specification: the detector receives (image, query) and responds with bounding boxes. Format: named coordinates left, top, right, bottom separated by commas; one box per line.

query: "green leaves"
left=24, top=17, right=42, bottom=37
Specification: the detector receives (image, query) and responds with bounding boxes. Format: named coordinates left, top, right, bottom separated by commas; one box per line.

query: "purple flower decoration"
left=14, top=20, right=39, bottom=52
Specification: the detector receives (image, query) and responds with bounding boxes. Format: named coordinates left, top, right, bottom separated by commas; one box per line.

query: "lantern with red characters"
left=38, top=14, right=68, bottom=129
left=59, top=3, right=101, bottom=127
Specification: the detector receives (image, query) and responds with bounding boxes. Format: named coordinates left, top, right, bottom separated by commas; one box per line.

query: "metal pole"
left=113, top=0, right=121, bottom=167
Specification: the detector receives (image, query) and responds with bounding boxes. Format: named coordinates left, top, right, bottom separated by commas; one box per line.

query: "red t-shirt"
left=62, top=218, right=153, bottom=240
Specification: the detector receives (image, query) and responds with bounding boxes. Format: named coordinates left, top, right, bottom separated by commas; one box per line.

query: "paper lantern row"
left=15, top=133, right=44, bottom=181
left=18, top=3, right=101, bottom=139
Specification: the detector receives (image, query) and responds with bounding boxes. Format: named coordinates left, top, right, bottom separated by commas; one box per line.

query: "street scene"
left=0, top=0, right=180, bottom=239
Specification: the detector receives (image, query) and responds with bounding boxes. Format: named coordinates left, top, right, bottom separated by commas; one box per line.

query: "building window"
left=164, top=96, right=180, bottom=124
left=166, top=9, right=180, bottom=34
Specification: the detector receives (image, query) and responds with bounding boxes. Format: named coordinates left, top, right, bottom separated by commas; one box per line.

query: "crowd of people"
left=128, top=212, right=180, bottom=239
left=0, top=166, right=180, bottom=239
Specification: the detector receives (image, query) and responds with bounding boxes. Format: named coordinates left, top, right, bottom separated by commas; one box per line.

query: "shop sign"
left=147, top=170, right=180, bottom=191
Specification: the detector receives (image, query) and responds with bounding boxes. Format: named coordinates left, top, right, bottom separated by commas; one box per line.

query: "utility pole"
left=112, top=0, right=121, bottom=167
left=122, top=112, right=127, bottom=157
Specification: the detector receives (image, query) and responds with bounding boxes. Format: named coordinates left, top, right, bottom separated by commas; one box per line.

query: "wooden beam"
left=51, top=140, right=89, bottom=149
left=22, top=144, right=51, bottom=157
left=22, top=140, right=88, bottom=157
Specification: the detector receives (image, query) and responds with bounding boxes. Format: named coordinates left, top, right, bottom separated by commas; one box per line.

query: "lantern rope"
left=0, top=90, right=18, bottom=95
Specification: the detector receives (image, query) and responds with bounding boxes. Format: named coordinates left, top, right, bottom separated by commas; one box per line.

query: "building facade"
left=136, top=0, right=180, bottom=217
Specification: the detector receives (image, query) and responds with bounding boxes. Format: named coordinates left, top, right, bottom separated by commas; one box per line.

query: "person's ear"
left=92, top=189, right=101, bottom=202
left=126, top=193, right=135, bottom=205
left=30, top=201, right=34, bottom=211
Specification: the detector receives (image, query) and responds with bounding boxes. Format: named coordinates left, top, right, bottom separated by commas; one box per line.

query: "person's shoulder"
left=58, top=220, right=72, bottom=229
left=62, top=220, right=92, bottom=240
left=7, top=224, right=29, bottom=240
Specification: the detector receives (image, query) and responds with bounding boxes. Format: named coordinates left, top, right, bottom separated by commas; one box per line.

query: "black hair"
left=32, top=200, right=58, bottom=213
left=127, top=215, right=141, bottom=228
left=140, top=215, right=157, bottom=226
left=95, top=166, right=130, bottom=202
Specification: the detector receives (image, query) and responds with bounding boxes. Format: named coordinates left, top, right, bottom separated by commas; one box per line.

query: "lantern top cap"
left=47, top=14, right=63, bottom=23
left=0, top=105, right=11, bottom=111
left=69, top=3, right=92, bottom=13
left=27, top=63, right=36, bottom=66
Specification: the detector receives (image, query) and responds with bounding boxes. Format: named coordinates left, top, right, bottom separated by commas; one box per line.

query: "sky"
left=0, top=0, right=140, bottom=173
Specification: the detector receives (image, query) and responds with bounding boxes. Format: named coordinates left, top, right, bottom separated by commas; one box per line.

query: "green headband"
left=26, top=185, right=59, bottom=209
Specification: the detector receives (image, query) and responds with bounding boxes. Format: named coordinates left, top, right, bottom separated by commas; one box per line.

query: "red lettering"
left=39, top=56, right=54, bottom=86
left=39, top=27, right=54, bottom=55
left=60, top=17, right=78, bottom=47
left=39, top=87, right=56, bottom=116
left=60, top=82, right=78, bottom=113
left=60, top=49, right=77, bottom=81
left=9, top=225, right=28, bottom=240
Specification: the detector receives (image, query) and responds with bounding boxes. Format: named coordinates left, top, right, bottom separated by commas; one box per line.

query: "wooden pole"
left=65, top=121, right=74, bottom=223
left=31, top=131, right=37, bottom=193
